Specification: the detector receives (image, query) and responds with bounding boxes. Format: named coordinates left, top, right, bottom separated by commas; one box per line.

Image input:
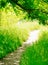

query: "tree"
left=0, top=0, right=48, bottom=24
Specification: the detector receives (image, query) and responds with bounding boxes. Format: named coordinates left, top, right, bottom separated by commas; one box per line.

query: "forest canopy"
left=0, top=0, right=48, bottom=24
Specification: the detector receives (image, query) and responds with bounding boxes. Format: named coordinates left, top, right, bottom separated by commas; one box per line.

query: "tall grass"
left=20, top=29, right=48, bottom=65
left=0, top=3, right=29, bottom=58
left=0, top=24, right=29, bottom=58
left=0, top=3, right=43, bottom=58
left=0, top=20, right=41, bottom=59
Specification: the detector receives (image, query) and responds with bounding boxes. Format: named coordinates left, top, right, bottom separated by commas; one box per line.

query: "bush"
left=20, top=29, right=48, bottom=65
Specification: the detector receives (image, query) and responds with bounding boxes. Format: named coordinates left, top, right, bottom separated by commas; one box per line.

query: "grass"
left=0, top=23, right=29, bottom=58
left=0, top=11, right=48, bottom=59
left=0, top=11, right=40, bottom=58
left=20, top=29, right=48, bottom=65
left=0, top=3, right=48, bottom=59
left=0, top=4, right=29, bottom=58
left=0, top=20, right=41, bottom=58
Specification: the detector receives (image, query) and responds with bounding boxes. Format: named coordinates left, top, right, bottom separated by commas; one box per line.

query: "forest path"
left=0, top=30, right=40, bottom=65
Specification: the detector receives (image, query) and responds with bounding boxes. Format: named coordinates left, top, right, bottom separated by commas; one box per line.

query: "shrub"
left=20, top=29, right=48, bottom=65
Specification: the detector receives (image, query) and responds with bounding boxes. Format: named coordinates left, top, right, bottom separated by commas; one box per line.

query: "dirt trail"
left=0, top=30, right=40, bottom=65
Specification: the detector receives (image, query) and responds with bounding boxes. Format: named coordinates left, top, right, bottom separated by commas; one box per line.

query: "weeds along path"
left=0, top=30, right=40, bottom=65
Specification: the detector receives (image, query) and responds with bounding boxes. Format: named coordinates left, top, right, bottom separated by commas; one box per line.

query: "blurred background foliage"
left=0, top=0, right=48, bottom=24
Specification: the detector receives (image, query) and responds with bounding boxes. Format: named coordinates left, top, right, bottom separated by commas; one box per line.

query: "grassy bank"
left=20, top=29, right=48, bottom=65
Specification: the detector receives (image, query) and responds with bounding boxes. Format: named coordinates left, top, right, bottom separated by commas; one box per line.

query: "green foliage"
left=0, top=20, right=40, bottom=59
left=0, top=0, right=48, bottom=59
left=0, top=6, right=29, bottom=58
left=43, top=0, right=48, bottom=3
left=0, top=0, right=7, bottom=8
left=28, top=9, right=48, bottom=24
left=0, top=0, right=48, bottom=24
left=18, top=0, right=48, bottom=24
left=20, top=29, right=48, bottom=65
left=18, top=0, right=39, bottom=9
left=0, top=3, right=26, bottom=24
left=0, top=1, right=41, bottom=58
left=0, top=23, right=29, bottom=58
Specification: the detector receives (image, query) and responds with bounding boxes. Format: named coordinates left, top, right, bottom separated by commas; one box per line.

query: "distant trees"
left=0, top=0, right=48, bottom=24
